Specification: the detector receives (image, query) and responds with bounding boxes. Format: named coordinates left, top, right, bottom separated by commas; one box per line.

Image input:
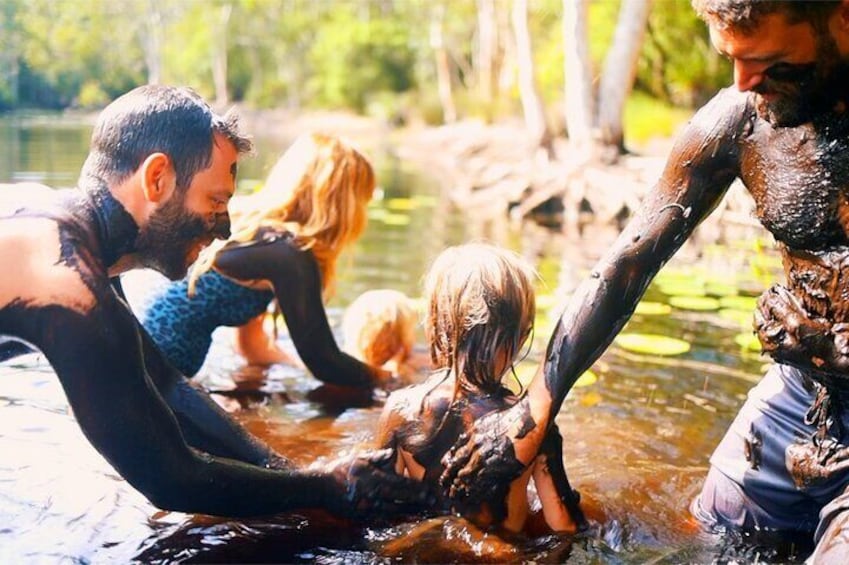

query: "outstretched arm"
left=3, top=274, right=427, bottom=518
left=214, top=236, right=383, bottom=388
left=441, top=87, right=750, bottom=503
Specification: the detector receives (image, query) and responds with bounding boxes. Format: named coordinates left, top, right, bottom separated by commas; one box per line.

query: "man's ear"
left=140, top=152, right=176, bottom=204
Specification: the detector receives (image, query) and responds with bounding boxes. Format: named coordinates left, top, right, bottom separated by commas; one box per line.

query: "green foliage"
left=624, top=91, right=694, bottom=145
left=1, top=0, right=732, bottom=123
left=306, top=5, right=416, bottom=112
left=637, top=0, right=731, bottom=106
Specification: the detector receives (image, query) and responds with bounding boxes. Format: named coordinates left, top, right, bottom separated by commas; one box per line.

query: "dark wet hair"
left=79, top=85, right=252, bottom=193
left=692, top=0, right=840, bottom=34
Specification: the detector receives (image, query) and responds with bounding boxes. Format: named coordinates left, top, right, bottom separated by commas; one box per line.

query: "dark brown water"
left=0, top=114, right=801, bottom=563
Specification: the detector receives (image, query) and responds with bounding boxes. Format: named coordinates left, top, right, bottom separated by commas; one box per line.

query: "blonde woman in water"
left=140, top=133, right=387, bottom=387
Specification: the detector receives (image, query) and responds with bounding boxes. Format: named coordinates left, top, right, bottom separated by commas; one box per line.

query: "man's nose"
left=211, top=212, right=231, bottom=240
left=733, top=60, right=766, bottom=92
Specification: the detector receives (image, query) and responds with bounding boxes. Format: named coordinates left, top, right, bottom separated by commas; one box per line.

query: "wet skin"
left=381, top=373, right=585, bottom=532
left=0, top=188, right=428, bottom=517
left=211, top=228, right=384, bottom=388
left=441, top=83, right=849, bottom=505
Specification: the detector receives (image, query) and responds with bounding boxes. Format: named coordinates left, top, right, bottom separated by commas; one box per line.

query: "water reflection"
left=0, top=115, right=806, bottom=563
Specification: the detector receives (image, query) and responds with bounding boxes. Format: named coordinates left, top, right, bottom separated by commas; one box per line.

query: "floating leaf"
left=615, top=333, right=691, bottom=356
left=668, top=296, right=720, bottom=311
left=635, top=301, right=672, bottom=315
left=719, top=295, right=758, bottom=311
left=657, top=281, right=707, bottom=297
left=386, top=197, right=417, bottom=211
left=735, top=332, right=762, bottom=352
left=574, top=370, right=598, bottom=388
left=380, top=213, right=411, bottom=226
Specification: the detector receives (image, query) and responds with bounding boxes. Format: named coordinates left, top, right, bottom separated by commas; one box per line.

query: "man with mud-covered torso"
left=0, top=85, right=428, bottom=520
left=439, top=1, right=849, bottom=559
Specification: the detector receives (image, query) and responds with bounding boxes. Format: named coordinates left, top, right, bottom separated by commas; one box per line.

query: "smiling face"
left=136, top=133, right=238, bottom=279
left=709, top=11, right=847, bottom=126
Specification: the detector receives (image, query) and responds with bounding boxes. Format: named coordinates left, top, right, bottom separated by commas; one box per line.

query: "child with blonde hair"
left=342, top=289, right=418, bottom=375
left=140, top=133, right=387, bottom=387
left=376, top=242, right=585, bottom=534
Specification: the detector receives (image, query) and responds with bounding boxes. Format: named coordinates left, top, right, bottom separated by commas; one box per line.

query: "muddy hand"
left=755, top=285, right=838, bottom=370
left=318, top=448, right=434, bottom=519
left=439, top=405, right=530, bottom=514
left=786, top=439, right=849, bottom=489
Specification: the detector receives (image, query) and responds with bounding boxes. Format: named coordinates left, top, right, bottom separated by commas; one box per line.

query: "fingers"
left=439, top=433, right=472, bottom=497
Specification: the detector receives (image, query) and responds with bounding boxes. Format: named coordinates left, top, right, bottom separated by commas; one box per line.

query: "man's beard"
left=754, top=33, right=846, bottom=127
left=135, top=192, right=209, bottom=280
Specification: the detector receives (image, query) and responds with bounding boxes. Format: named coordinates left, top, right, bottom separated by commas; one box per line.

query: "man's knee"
left=693, top=466, right=754, bottom=530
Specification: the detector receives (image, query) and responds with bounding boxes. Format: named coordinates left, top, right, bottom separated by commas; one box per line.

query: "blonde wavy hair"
left=423, top=242, right=536, bottom=394
left=342, top=289, right=418, bottom=367
left=189, top=132, right=376, bottom=297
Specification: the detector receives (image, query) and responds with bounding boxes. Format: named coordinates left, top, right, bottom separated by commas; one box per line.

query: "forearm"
left=142, top=454, right=337, bottom=517
left=138, top=322, right=283, bottom=466
left=166, top=379, right=286, bottom=467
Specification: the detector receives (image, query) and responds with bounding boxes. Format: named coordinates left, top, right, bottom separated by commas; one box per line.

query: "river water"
left=0, top=113, right=799, bottom=563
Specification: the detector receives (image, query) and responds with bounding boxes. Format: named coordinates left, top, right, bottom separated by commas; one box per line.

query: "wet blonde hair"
left=342, top=289, right=417, bottom=367
left=423, top=242, right=536, bottom=394
left=189, top=133, right=376, bottom=297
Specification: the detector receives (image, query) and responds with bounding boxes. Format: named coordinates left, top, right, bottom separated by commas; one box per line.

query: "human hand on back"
left=309, top=448, right=436, bottom=520
left=438, top=397, right=537, bottom=521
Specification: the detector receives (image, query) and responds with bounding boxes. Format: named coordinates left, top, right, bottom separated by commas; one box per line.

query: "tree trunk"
left=597, top=0, right=652, bottom=156
left=212, top=3, right=232, bottom=107
left=511, top=0, right=554, bottom=159
left=430, top=4, right=456, bottom=124
left=562, top=0, right=594, bottom=149
left=476, top=0, right=497, bottom=114
left=144, top=0, right=163, bottom=85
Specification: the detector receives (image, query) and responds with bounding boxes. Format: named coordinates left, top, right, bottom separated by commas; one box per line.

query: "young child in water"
left=375, top=242, right=585, bottom=534
left=342, top=289, right=418, bottom=375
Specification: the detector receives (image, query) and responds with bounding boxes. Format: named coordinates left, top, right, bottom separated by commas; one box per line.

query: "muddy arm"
left=441, top=88, right=749, bottom=504
left=533, top=424, right=586, bottom=532
left=214, top=237, right=381, bottom=388
left=7, top=281, right=425, bottom=517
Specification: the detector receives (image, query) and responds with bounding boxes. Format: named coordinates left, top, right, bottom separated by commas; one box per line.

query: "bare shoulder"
left=0, top=216, right=96, bottom=312
left=681, top=87, right=752, bottom=145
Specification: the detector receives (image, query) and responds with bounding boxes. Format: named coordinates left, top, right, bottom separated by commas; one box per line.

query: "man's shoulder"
left=0, top=214, right=101, bottom=313
left=689, top=87, right=753, bottom=131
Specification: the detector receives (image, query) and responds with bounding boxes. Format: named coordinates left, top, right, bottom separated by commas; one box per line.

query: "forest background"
left=0, top=0, right=728, bottom=147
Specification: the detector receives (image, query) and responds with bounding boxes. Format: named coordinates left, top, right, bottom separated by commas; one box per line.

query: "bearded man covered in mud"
left=0, top=85, right=429, bottom=519
left=440, top=1, right=849, bottom=559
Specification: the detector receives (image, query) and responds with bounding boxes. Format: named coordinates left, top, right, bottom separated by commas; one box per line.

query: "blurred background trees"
left=0, top=0, right=729, bottom=147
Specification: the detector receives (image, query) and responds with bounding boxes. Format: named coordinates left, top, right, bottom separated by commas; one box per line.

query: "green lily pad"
left=634, top=301, right=672, bottom=315
left=668, top=296, right=720, bottom=311
left=386, top=198, right=417, bottom=211
left=380, top=213, right=411, bottom=226
left=615, top=333, right=691, bottom=356
left=719, top=295, right=758, bottom=311
left=735, top=332, right=762, bottom=352
left=656, top=281, right=707, bottom=297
